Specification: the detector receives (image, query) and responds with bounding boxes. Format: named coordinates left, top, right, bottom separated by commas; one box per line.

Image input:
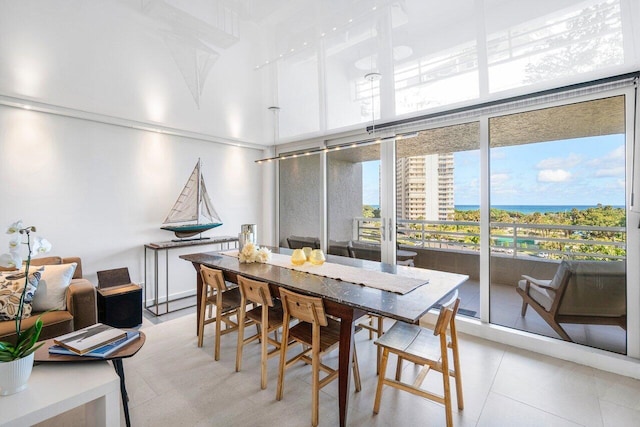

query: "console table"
left=144, top=236, right=238, bottom=315
left=0, top=362, right=120, bottom=427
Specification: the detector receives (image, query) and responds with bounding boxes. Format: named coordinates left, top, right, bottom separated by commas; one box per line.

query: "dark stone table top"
left=180, top=247, right=468, bottom=324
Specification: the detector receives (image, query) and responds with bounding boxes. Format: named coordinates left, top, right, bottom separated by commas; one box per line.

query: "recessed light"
left=332, top=27, right=337, bottom=31
left=320, top=32, right=326, bottom=37
left=348, top=18, right=353, bottom=23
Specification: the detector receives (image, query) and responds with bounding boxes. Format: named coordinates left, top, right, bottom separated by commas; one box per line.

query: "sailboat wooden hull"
left=161, top=223, right=222, bottom=239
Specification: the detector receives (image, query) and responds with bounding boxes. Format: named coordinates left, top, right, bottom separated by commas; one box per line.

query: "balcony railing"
left=353, top=217, right=626, bottom=260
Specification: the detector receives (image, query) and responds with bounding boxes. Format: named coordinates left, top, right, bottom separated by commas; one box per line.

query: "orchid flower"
left=6, top=220, right=23, bottom=235
left=0, top=252, right=21, bottom=269
left=8, top=234, right=20, bottom=251
left=31, top=236, right=52, bottom=256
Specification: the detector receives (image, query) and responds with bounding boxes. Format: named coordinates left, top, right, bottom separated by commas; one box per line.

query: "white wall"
left=0, top=105, right=263, bottom=302
left=0, top=0, right=270, bottom=144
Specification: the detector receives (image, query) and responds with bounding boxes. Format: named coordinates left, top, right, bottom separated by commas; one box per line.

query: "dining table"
left=180, top=247, right=468, bottom=427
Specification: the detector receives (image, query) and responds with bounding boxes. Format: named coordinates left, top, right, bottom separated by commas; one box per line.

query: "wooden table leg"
left=191, top=262, right=203, bottom=336
left=337, top=308, right=360, bottom=427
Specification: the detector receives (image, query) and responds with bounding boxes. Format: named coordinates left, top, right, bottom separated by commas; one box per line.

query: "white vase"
left=0, top=352, right=35, bottom=395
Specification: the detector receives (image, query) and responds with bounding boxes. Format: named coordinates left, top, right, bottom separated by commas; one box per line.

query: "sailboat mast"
left=196, top=158, right=202, bottom=225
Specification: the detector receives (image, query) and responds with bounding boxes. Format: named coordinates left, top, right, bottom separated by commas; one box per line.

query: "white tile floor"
left=39, top=308, right=640, bottom=427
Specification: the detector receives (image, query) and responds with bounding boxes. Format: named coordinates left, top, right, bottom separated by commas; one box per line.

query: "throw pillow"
left=0, top=270, right=42, bottom=321
left=31, top=263, right=77, bottom=311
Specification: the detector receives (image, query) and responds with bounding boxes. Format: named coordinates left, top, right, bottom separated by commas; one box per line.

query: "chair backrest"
left=237, top=275, right=274, bottom=307
left=555, top=260, right=626, bottom=317
left=433, top=292, right=461, bottom=337
left=279, top=288, right=328, bottom=327
left=287, top=236, right=321, bottom=250
left=200, top=265, right=227, bottom=292
left=348, top=241, right=381, bottom=262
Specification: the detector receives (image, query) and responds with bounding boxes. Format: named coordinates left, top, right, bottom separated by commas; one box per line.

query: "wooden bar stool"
left=198, top=265, right=248, bottom=361
left=276, top=288, right=361, bottom=427
left=373, top=293, right=464, bottom=427
left=235, top=275, right=284, bottom=389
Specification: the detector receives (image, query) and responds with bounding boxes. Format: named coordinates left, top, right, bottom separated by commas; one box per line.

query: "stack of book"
left=49, top=323, right=140, bottom=358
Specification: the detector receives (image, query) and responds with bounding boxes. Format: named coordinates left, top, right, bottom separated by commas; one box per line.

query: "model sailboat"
left=161, top=159, right=222, bottom=239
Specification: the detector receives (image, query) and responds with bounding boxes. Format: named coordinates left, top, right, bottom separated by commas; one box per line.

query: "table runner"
left=219, top=250, right=428, bottom=294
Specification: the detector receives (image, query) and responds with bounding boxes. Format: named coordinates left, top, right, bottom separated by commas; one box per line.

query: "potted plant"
left=0, top=221, right=51, bottom=395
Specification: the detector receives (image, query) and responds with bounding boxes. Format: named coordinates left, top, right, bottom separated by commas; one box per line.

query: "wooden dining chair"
left=235, top=275, right=285, bottom=389
left=373, top=293, right=463, bottom=427
left=198, top=265, right=248, bottom=361
left=276, top=288, right=361, bottom=427
left=358, top=313, right=385, bottom=373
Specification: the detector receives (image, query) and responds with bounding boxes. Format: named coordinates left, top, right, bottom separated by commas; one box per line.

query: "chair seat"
left=375, top=321, right=441, bottom=362
left=517, top=279, right=554, bottom=311
left=246, top=302, right=284, bottom=329
left=289, top=317, right=341, bottom=352
left=205, top=286, right=243, bottom=312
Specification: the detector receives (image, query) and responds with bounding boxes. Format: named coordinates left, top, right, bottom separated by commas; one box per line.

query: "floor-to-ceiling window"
left=326, top=143, right=382, bottom=259
left=276, top=84, right=636, bottom=359
left=489, top=95, right=627, bottom=354
left=395, top=122, right=481, bottom=318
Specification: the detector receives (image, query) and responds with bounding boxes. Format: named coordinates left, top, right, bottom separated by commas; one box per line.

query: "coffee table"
left=0, top=362, right=119, bottom=427
left=35, top=330, right=145, bottom=427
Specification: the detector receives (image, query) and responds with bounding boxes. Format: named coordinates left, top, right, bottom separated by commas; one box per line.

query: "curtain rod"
left=366, top=71, right=640, bottom=134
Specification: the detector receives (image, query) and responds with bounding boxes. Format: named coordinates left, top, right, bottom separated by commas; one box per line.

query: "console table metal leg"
left=113, top=359, right=131, bottom=427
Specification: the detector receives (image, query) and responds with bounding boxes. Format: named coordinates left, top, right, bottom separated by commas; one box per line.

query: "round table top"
left=34, top=330, right=145, bottom=363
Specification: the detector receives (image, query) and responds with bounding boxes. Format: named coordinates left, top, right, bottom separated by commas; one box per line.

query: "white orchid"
left=31, top=236, right=52, bottom=256
left=8, top=234, right=20, bottom=251
left=0, top=252, right=21, bottom=269
left=6, top=220, right=23, bottom=235
left=0, top=221, right=51, bottom=361
left=0, top=220, right=51, bottom=269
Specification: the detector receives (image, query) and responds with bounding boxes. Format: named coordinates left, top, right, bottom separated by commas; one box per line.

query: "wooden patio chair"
left=517, top=260, right=626, bottom=341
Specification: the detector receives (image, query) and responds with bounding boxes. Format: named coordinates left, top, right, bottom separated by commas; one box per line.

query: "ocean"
left=455, top=205, right=624, bottom=214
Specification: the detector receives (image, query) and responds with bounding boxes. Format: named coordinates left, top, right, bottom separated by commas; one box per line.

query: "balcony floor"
left=457, top=280, right=627, bottom=354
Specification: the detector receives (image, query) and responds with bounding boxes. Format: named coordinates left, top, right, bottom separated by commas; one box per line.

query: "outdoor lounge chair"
left=517, top=260, right=626, bottom=341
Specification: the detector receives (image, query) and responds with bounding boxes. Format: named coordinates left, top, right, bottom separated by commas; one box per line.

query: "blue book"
left=48, top=330, right=140, bottom=358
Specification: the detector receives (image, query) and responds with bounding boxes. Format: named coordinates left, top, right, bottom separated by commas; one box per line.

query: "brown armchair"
left=517, top=260, right=626, bottom=341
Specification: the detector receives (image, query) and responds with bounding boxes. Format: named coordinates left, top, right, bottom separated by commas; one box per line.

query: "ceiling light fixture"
left=365, top=72, right=382, bottom=136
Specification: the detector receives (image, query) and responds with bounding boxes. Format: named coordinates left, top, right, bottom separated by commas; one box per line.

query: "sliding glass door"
left=488, top=95, right=628, bottom=354
left=276, top=88, right=636, bottom=357
left=395, top=122, right=480, bottom=318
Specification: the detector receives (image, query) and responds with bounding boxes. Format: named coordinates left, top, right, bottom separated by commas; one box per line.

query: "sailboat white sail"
left=161, top=159, right=222, bottom=239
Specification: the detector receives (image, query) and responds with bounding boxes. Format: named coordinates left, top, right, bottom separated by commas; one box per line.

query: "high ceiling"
left=0, top=0, right=637, bottom=147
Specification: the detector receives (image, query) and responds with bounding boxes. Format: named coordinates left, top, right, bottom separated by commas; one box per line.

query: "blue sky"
left=362, top=134, right=626, bottom=206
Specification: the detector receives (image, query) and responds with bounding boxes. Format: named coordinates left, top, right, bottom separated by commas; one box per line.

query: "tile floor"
left=39, top=306, right=640, bottom=427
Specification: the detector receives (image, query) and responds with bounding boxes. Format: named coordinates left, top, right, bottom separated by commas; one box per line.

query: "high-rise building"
left=396, top=153, right=454, bottom=221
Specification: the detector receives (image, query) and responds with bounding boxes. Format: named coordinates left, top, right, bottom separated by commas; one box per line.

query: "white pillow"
left=31, top=263, right=77, bottom=311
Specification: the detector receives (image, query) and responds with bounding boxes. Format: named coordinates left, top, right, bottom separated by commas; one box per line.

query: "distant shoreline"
left=455, top=205, right=624, bottom=214
left=362, top=204, right=625, bottom=214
